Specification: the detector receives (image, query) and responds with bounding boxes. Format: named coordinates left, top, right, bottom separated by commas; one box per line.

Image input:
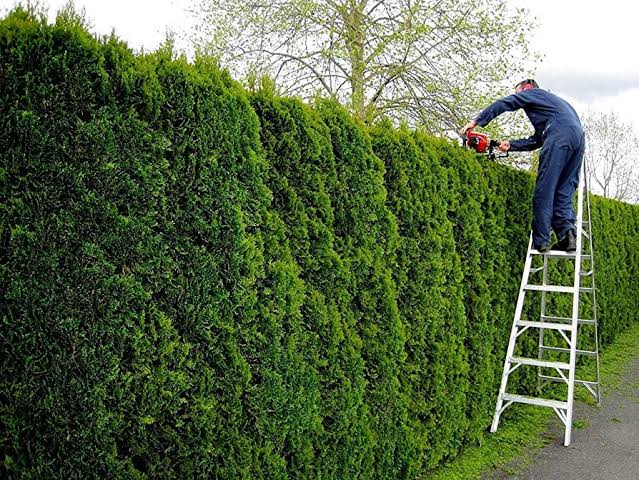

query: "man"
left=460, top=79, right=585, bottom=252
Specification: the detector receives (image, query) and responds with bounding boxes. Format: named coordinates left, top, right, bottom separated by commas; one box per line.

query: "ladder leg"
left=584, top=181, right=602, bottom=406
left=491, top=235, right=535, bottom=432
left=564, top=327, right=576, bottom=446
left=564, top=159, right=586, bottom=446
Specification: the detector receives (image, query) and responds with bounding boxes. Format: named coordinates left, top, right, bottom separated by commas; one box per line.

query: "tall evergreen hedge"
left=370, top=124, right=468, bottom=471
left=2, top=10, right=639, bottom=479
left=1, top=9, right=318, bottom=479
left=315, top=100, right=412, bottom=479
left=249, top=90, right=371, bottom=478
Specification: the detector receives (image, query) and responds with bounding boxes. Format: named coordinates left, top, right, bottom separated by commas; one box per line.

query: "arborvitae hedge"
left=370, top=125, right=468, bottom=471
left=249, top=91, right=371, bottom=478
left=315, top=100, right=412, bottom=479
left=2, top=10, right=639, bottom=479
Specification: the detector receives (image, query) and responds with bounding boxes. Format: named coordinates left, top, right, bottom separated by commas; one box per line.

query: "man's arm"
left=474, top=92, right=528, bottom=127
left=508, top=132, right=542, bottom=152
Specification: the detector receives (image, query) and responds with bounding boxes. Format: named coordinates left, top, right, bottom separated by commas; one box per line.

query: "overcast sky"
left=1, top=0, right=637, bottom=131
left=511, top=0, right=638, bottom=129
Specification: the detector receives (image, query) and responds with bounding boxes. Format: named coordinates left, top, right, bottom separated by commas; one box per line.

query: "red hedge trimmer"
left=461, top=131, right=508, bottom=161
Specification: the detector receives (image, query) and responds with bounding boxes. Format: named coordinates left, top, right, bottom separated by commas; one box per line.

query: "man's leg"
left=552, top=139, right=585, bottom=239
left=532, top=139, right=571, bottom=247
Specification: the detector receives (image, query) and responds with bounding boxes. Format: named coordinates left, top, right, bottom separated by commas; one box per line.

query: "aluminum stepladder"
left=490, top=158, right=601, bottom=446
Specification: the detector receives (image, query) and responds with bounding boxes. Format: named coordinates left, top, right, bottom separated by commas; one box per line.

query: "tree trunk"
left=343, top=1, right=366, bottom=121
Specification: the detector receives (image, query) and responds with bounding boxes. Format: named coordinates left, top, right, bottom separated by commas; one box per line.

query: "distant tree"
left=186, top=0, right=539, bottom=131
left=583, top=110, right=639, bottom=203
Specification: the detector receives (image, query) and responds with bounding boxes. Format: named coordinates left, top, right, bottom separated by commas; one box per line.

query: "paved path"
left=487, top=355, right=639, bottom=480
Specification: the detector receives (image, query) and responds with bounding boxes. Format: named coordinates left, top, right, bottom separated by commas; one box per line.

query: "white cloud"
left=540, top=72, right=639, bottom=103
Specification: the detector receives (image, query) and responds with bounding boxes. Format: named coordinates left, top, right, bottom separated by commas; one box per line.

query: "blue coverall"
left=474, top=88, right=585, bottom=247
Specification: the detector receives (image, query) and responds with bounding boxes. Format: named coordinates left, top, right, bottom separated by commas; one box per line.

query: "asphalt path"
left=486, top=355, right=639, bottom=480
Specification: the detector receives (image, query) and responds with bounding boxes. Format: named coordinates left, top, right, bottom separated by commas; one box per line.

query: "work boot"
left=533, top=243, right=550, bottom=253
left=553, top=229, right=576, bottom=252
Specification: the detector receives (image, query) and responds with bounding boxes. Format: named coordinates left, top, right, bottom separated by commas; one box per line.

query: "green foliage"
left=370, top=124, right=469, bottom=471
left=1, top=9, right=191, bottom=478
left=1, top=10, right=639, bottom=480
left=592, top=198, right=639, bottom=344
left=315, top=100, right=410, bottom=479
left=249, top=91, right=371, bottom=478
left=1, top=8, right=317, bottom=479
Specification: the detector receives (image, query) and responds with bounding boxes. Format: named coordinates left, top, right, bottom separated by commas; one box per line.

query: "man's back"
left=514, top=88, right=582, bottom=132
left=475, top=88, right=582, bottom=136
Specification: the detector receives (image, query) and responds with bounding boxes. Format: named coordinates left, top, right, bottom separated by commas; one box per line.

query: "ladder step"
left=517, top=320, right=573, bottom=331
left=530, top=250, right=577, bottom=257
left=580, top=270, right=593, bottom=277
left=539, top=345, right=598, bottom=356
left=538, top=375, right=599, bottom=387
left=524, top=285, right=594, bottom=294
left=529, top=250, right=592, bottom=260
left=502, top=393, right=568, bottom=410
left=525, top=284, right=574, bottom=293
left=510, top=356, right=571, bottom=370
left=541, top=315, right=596, bottom=326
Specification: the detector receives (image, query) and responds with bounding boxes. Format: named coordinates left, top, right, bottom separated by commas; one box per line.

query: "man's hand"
left=499, top=140, right=510, bottom=152
left=460, top=120, right=477, bottom=136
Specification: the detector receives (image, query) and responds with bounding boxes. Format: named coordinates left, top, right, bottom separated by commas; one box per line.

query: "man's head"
left=515, top=78, right=539, bottom=93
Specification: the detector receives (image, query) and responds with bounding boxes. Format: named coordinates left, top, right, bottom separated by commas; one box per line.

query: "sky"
left=511, top=0, right=638, bottom=129
left=1, top=0, right=637, bottom=131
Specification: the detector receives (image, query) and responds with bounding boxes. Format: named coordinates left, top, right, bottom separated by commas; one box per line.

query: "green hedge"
left=249, top=91, right=372, bottom=478
left=370, top=125, right=468, bottom=471
left=2, top=10, right=638, bottom=479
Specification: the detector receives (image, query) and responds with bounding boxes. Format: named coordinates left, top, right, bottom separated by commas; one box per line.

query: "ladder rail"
left=584, top=172, right=602, bottom=405
left=564, top=158, right=586, bottom=446
left=490, top=234, right=535, bottom=433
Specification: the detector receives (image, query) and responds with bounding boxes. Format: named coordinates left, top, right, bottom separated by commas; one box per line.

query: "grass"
left=572, top=418, right=590, bottom=429
left=421, top=322, right=639, bottom=480
left=418, top=405, right=553, bottom=480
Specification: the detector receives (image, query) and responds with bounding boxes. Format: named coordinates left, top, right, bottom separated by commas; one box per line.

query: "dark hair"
left=515, top=78, right=539, bottom=89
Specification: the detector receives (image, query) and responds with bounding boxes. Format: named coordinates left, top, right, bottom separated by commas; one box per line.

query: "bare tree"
left=186, top=0, right=539, bottom=132
left=583, top=110, right=639, bottom=203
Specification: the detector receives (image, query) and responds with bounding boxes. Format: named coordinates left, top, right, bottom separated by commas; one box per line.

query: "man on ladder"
left=461, top=78, right=585, bottom=252
left=460, top=79, right=600, bottom=447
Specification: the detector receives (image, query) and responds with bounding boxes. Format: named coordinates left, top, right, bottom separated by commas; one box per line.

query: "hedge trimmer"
left=461, top=131, right=508, bottom=161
